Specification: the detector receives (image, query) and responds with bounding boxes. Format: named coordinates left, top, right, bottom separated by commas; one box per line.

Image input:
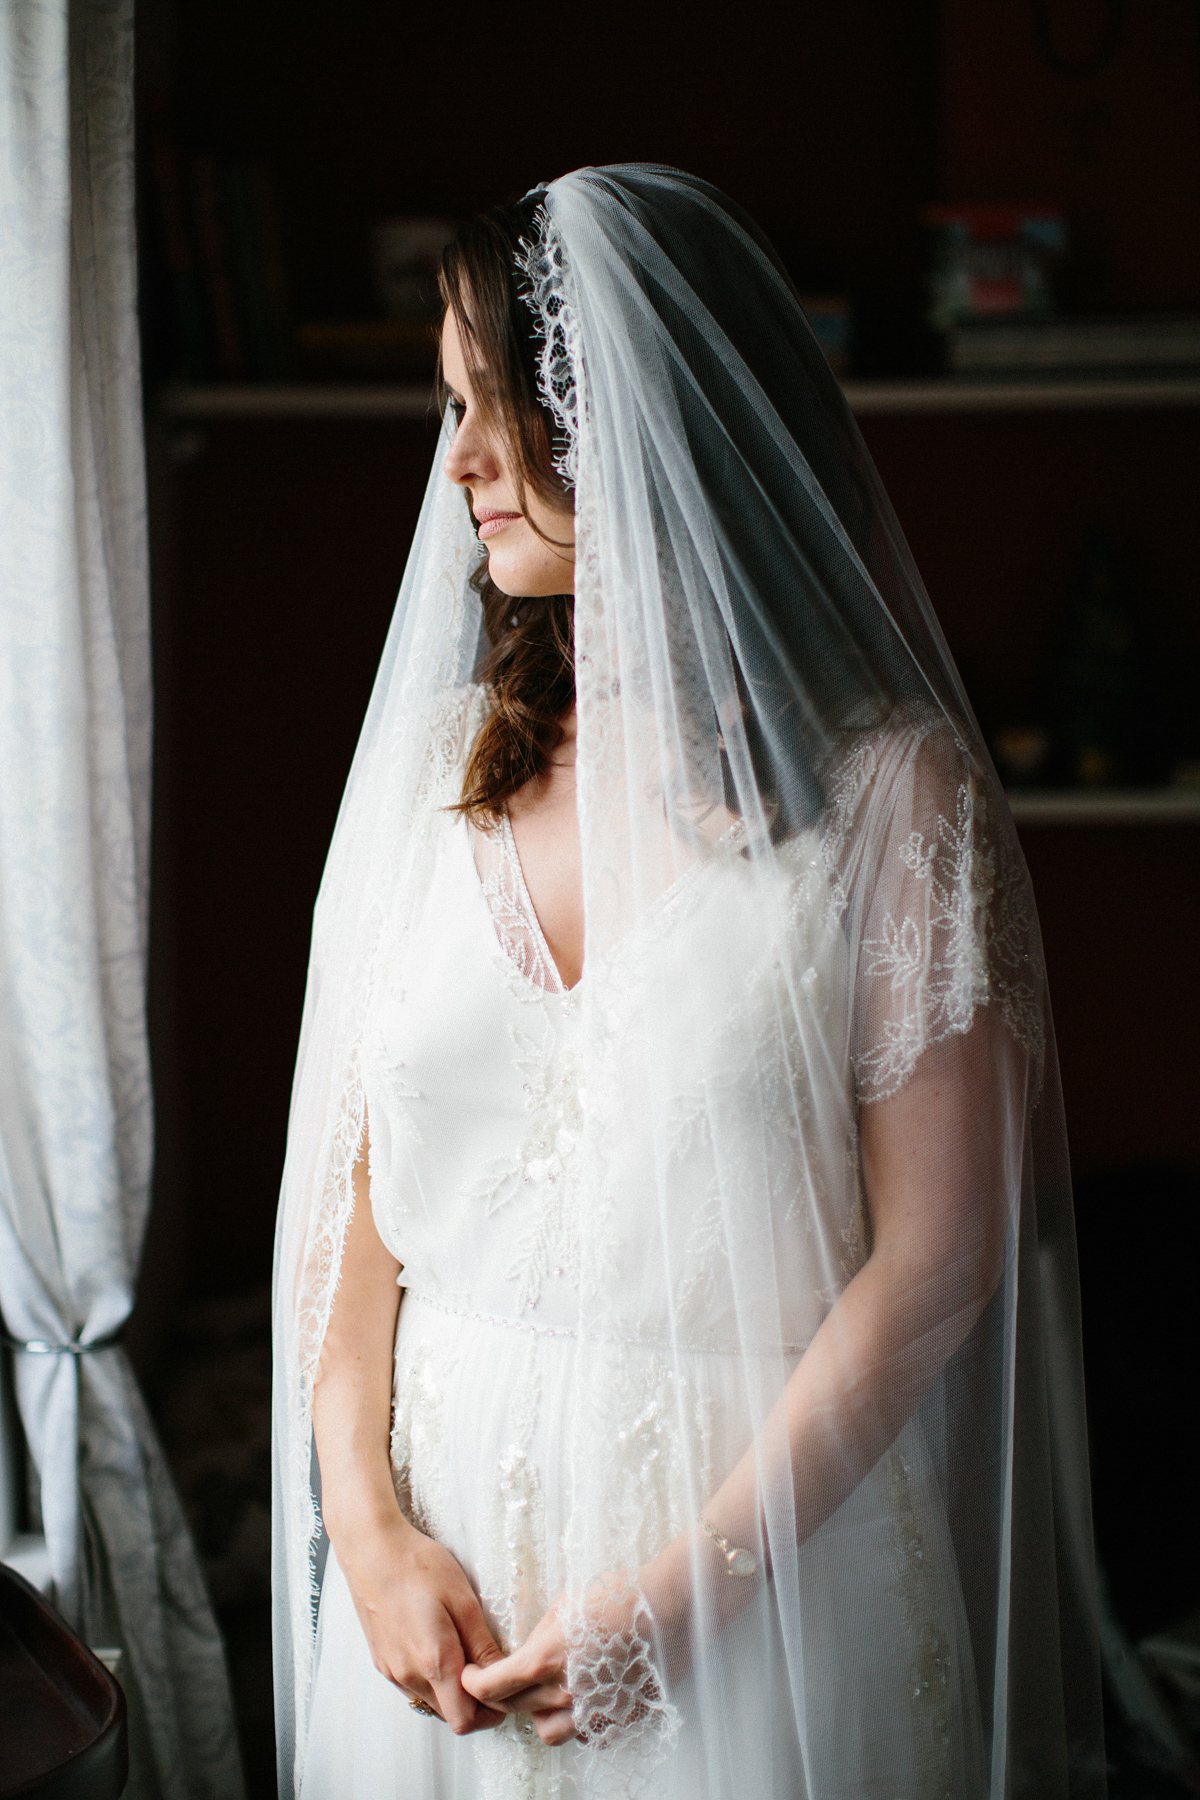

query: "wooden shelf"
left=156, top=383, right=435, bottom=420
left=1006, top=789, right=1200, bottom=825
left=155, top=373, right=1200, bottom=423
left=845, top=375, right=1200, bottom=415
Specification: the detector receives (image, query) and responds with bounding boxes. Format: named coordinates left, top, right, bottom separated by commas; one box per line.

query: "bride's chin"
left=485, top=537, right=575, bottom=598
left=486, top=556, right=542, bottom=599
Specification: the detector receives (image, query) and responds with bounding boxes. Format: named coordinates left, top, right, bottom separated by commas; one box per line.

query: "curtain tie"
left=1, top=1328, right=123, bottom=1355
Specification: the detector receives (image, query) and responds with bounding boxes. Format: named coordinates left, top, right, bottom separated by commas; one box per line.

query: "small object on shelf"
left=1040, top=531, right=1171, bottom=790
left=798, top=294, right=852, bottom=378
left=295, top=217, right=455, bottom=382
left=985, top=531, right=1181, bottom=797
left=922, top=203, right=1067, bottom=334
left=991, top=724, right=1050, bottom=788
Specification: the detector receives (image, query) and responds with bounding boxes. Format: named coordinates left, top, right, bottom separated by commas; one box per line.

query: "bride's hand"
left=461, top=1601, right=577, bottom=1745
left=461, top=1568, right=691, bottom=1747
left=338, top=1514, right=507, bottom=1734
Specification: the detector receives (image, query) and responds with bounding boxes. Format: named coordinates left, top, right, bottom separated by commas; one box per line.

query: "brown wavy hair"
left=438, top=197, right=575, bottom=826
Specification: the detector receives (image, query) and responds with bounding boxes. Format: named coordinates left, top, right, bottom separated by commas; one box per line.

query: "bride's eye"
left=446, top=398, right=465, bottom=430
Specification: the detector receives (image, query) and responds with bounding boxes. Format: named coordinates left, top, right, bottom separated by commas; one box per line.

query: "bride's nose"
left=443, top=411, right=500, bottom=490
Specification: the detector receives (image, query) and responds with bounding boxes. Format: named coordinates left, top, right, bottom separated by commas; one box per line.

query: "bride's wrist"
left=323, top=1484, right=413, bottom=1565
left=638, top=1533, right=693, bottom=1626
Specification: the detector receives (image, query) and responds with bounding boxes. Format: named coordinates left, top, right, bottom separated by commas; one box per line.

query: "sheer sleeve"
left=821, top=718, right=1045, bottom=1106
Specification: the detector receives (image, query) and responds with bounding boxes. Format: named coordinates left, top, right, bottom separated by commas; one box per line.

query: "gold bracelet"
left=699, top=1517, right=757, bottom=1578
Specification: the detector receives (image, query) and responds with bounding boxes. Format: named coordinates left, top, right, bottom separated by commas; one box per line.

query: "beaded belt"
left=401, top=1289, right=806, bottom=1356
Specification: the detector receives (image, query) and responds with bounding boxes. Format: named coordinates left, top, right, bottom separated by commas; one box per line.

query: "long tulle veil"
left=272, top=165, right=1104, bottom=1798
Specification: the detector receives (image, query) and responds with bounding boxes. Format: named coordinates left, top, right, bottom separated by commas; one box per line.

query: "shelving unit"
left=846, top=375, right=1200, bottom=416
left=157, top=373, right=1200, bottom=423
left=153, top=381, right=1200, bottom=834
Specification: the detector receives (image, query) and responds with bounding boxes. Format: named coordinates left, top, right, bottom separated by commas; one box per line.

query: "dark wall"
left=147, top=0, right=1200, bottom=336
left=143, top=417, right=442, bottom=1311
left=135, top=1, right=1200, bottom=1323
left=165, top=0, right=940, bottom=326
left=865, top=405, right=1200, bottom=746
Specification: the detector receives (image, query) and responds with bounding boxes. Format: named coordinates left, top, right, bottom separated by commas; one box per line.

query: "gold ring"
left=408, top=1697, right=438, bottom=1717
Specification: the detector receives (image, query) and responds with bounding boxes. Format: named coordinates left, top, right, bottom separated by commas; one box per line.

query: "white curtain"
left=0, top=2, right=244, bottom=1796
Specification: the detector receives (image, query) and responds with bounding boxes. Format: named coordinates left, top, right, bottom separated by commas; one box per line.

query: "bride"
left=272, top=166, right=1103, bottom=1799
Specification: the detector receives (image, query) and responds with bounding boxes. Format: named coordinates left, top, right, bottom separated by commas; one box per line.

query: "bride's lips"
left=476, top=509, right=522, bottom=541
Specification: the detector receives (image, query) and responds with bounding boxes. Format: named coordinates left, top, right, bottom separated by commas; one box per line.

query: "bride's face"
left=441, top=309, right=576, bottom=598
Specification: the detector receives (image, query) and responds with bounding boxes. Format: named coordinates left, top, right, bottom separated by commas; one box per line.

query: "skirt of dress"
left=299, top=1296, right=982, bottom=1800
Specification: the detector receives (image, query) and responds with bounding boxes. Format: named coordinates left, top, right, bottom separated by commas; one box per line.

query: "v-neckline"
left=465, top=811, right=748, bottom=1002
left=498, top=810, right=583, bottom=996
left=467, top=814, right=580, bottom=999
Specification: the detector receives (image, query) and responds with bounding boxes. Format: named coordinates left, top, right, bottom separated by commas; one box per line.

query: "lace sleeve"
left=822, top=720, right=1045, bottom=1105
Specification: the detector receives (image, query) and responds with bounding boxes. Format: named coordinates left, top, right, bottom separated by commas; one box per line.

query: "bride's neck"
left=509, top=704, right=578, bottom=827
left=549, top=704, right=578, bottom=770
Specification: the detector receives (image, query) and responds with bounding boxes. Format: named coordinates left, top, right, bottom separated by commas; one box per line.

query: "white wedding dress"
left=298, top=793, right=984, bottom=1800
left=276, top=167, right=1101, bottom=1800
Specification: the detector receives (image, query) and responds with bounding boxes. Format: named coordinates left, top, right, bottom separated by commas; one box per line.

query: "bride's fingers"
left=534, top=1705, right=578, bottom=1746
left=462, top=1641, right=559, bottom=1705
left=428, top=1670, right=478, bottom=1737
left=473, top=1681, right=572, bottom=1714
left=398, top=1683, right=444, bottom=1722
left=461, top=1658, right=518, bottom=1704
left=449, top=1591, right=505, bottom=1672
left=459, top=1703, right=507, bottom=1734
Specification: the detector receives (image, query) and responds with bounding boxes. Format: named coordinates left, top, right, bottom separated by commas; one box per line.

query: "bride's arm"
left=313, top=1131, right=505, bottom=1733
left=644, top=1005, right=1017, bottom=1633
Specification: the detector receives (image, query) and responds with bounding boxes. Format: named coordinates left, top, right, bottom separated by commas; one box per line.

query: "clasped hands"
left=461, top=1600, right=579, bottom=1746
left=344, top=1513, right=688, bottom=1744
left=463, top=1567, right=672, bottom=1746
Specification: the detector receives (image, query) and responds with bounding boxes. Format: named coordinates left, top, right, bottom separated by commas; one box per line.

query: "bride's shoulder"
left=818, top=705, right=980, bottom=845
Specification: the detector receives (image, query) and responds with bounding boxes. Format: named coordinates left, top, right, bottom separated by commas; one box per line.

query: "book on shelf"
left=149, top=135, right=210, bottom=381
left=147, top=135, right=294, bottom=382
left=947, top=315, right=1200, bottom=376
left=219, top=162, right=294, bottom=381
left=189, top=155, right=245, bottom=378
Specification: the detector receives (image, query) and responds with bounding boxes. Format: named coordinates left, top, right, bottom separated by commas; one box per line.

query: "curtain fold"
left=0, top=2, right=244, bottom=1795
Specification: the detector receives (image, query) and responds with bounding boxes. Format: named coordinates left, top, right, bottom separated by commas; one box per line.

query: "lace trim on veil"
left=516, top=197, right=581, bottom=486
